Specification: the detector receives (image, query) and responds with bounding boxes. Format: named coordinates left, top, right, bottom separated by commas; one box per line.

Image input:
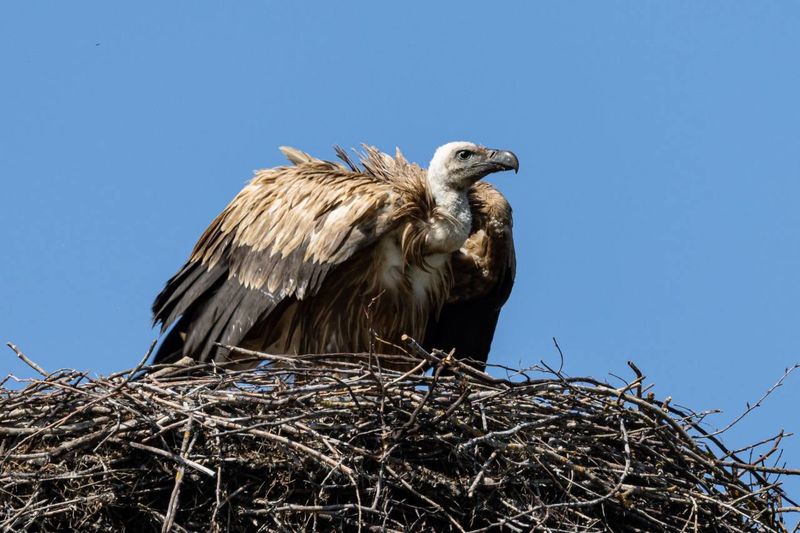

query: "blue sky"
left=2, top=1, right=798, bottom=513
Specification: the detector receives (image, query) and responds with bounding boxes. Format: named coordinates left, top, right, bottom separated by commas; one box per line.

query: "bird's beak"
left=486, top=149, right=520, bottom=174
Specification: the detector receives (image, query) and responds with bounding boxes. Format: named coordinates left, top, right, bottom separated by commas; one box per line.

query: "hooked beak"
left=485, top=149, right=520, bottom=174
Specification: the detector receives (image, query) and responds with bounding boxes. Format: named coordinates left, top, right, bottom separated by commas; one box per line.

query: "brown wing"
left=152, top=154, right=400, bottom=364
left=423, top=181, right=515, bottom=370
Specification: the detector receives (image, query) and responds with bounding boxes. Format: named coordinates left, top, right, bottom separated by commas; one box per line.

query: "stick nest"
left=1, top=343, right=797, bottom=532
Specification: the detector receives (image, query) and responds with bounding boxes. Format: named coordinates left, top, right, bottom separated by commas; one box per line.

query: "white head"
left=427, top=141, right=519, bottom=193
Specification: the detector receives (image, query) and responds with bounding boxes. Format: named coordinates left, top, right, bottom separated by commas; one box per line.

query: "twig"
left=124, top=439, right=215, bottom=477
left=6, top=343, right=48, bottom=378
left=703, top=363, right=799, bottom=438
left=162, top=413, right=194, bottom=533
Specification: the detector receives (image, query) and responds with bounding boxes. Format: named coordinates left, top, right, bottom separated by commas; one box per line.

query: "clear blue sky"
left=2, top=1, right=798, bottom=513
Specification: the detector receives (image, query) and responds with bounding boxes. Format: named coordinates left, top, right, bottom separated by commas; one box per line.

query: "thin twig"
left=6, top=343, right=48, bottom=378
left=702, top=363, right=799, bottom=438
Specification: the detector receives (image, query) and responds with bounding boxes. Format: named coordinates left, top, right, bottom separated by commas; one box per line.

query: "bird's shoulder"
left=445, top=181, right=515, bottom=303
left=468, top=181, right=513, bottom=232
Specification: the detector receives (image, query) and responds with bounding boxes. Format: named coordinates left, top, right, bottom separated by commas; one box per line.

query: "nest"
left=1, top=339, right=797, bottom=532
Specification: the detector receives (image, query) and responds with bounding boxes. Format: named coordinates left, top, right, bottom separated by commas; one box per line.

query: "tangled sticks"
left=1, top=340, right=797, bottom=532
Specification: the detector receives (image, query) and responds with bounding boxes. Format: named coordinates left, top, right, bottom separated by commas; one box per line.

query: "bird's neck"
left=426, top=181, right=472, bottom=254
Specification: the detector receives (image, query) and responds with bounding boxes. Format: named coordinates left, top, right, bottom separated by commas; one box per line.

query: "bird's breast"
left=376, top=235, right=451, bottom=303
left=408, top=253, right=450, bottom=302
left=377, top=236, right=406, bottom=289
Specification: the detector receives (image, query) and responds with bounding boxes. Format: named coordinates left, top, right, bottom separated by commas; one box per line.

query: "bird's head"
left=427, top=141, right=519, bottom=192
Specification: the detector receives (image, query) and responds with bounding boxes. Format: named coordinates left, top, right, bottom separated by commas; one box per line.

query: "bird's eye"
left=456, top=150, right=472, bottom=160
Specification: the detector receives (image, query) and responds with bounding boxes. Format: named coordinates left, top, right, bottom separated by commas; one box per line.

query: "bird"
left=151, top=142, right=518, bottom=370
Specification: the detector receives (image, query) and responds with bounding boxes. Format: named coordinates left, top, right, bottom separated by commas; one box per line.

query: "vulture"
left=151, top=142, right=518, bottom=370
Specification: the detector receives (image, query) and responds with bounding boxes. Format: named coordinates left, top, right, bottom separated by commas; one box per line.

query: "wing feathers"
left=151, top=261, right=204, bottom=325
left=153, top=156, right=405, bottom=363
left=181, top=275, right=281, bottom=362
left=152, top=262, right=227, bottom=332
left=279, top=146, right=318, bottom=165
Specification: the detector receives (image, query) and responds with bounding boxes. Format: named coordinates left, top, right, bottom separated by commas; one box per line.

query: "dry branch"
left=0, top=345, right=797, bottom=532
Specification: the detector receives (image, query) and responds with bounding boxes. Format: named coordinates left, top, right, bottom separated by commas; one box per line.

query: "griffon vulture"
left=151, top=142, right=517, bottom=370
